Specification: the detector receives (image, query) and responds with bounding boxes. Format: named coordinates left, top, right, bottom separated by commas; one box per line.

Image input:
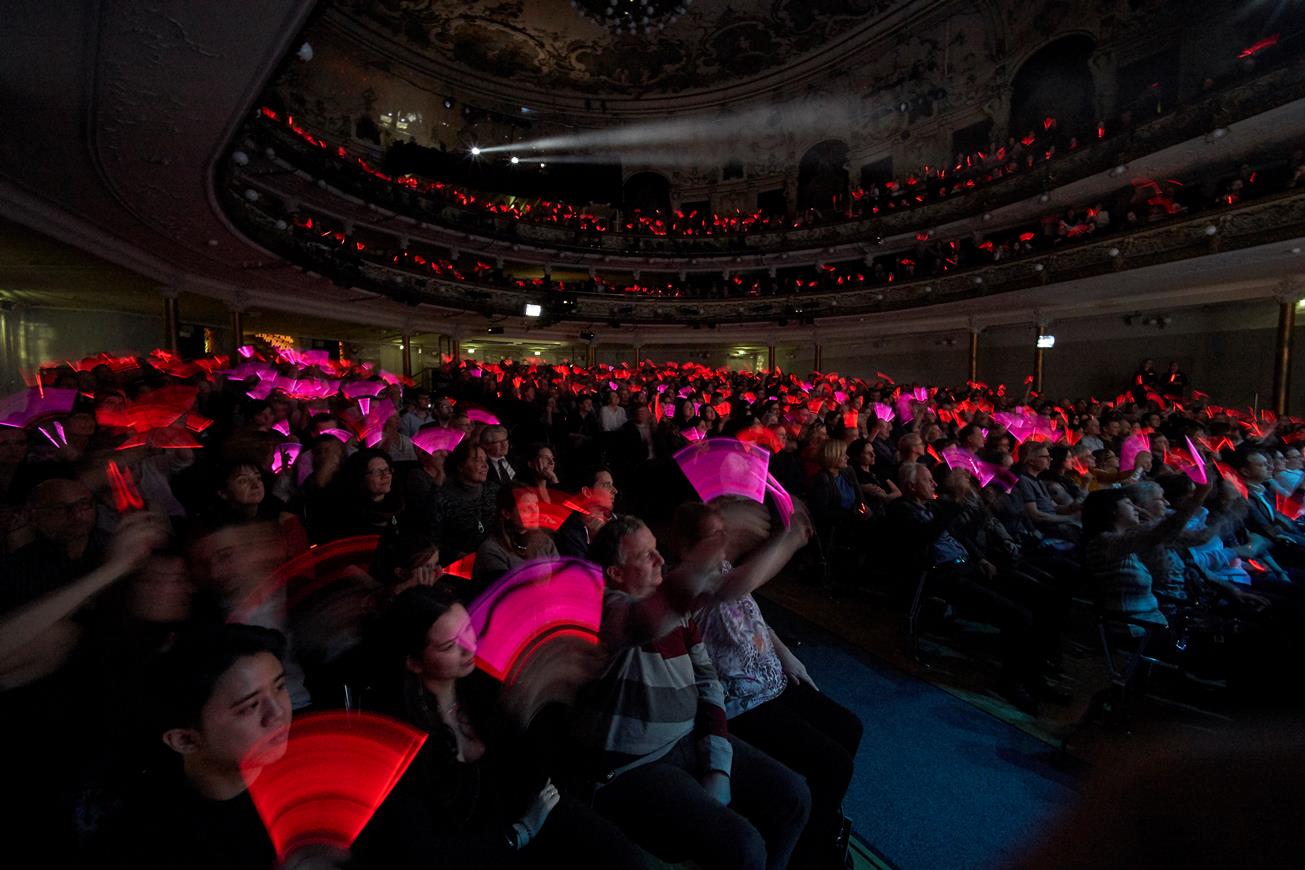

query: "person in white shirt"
left=599, top=390, right=628, bottom=433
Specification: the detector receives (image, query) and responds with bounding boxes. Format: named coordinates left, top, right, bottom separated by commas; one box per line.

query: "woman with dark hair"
left=307, top=447, right=403, bottom=543
left=471, top=485, right=558, bottom=591
left=846, top=437, right=900, bottom=511
left=355, top=585, right=644, bottom=869
left=427, top=439, right=498, bottom=563
left=1082, top=473, right=1215, bottom=629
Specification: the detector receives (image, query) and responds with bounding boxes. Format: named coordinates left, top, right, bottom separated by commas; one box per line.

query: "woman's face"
left=1115, top=497, right=1141, bottom=528
left=511, top=491, right=541, bottom=531
left=409, top=604, right=477, bottom=681
left=364, top=457, right=393, bottom=498
left=458, top=447, right=489, bottom=484
left=223, top=467, right=265, bottom=507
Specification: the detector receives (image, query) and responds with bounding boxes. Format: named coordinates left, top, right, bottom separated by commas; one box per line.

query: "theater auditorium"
left=3, top=1, right=1305, bottom=867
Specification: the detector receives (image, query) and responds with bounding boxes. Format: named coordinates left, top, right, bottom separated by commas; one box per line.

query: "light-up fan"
left=466, top=557, right=604, bottom=682
left=244, top=711, right=426, bottom=860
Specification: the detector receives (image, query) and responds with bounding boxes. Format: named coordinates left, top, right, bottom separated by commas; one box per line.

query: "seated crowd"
left=2, top=345, right=1304, bottom=868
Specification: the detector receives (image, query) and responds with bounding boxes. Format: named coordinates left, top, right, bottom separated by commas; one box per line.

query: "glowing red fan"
left=243, top=711, right=426, bottom=860
left=229, top=534, right=381, bottom=621
left=466, top=557, right=603, bottom=682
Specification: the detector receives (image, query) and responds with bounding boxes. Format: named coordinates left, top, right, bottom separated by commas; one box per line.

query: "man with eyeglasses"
left=480, top=425, right=516, bottom=486
left=1, top=478, right=107, bottom=612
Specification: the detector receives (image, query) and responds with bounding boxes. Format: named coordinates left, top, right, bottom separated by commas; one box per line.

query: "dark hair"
left=1156, top=473, right=1194, bottom=505
left=215, top=457, right=265, bottom=491
left=576, top=465, right=613, bottom=490
left=958, top=423, right=983, bottom=443
left=589, top=515, right=647, bottom=569
left=1082, top=489, right=1130, bottom=539
left=846, top=437, right=870, bottom=461
left=386, top=585, right=460, bottom=665
left=339, top=448, right=394, bottom=495
left=446, top=438, right=484, bottom=475
left=149, top=624, right=286, bottom=734
left=371, top=515, right=439, bottom=587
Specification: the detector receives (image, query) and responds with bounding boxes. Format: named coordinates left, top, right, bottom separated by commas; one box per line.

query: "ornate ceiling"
left=336, top=0, right=907, bottom=99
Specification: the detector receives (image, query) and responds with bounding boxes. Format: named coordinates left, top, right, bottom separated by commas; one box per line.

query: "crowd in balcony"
left=242, top=40, right=1297, bottom=256
left=229, top=140, right=1305, bottom=307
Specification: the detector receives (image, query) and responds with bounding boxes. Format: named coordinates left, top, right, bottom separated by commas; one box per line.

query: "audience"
left=2, top=341, right=1303, bottom=869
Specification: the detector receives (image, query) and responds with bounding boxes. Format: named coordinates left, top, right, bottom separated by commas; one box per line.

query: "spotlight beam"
left=474, top=96, right=862, bottom=157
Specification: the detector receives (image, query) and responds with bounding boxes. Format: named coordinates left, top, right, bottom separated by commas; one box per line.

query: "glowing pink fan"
left=412, top=428, right=464, bottom=454
left=941, top=445, right=1018, bottom=492
left=913, top=386, right=928, bottom=402
left=237, top=345, right=255, bottom=358
left=673, top=438, right=770, bottom=504
left=465, top=408, right=499, bottom=425
left=343, top=381, right=385, bottom=400
left=1183, top=436, right=1208, bottom=485
left=765, top=472, right=794, bottom=527
left=359, top=403, right=396, bottom=447
left=872, top=402, right=895, bottom=422
left=0, top=387, right=78, bottom=428
left=321, top=428, right=353, bottom=443
left=243, top=711, right=426, bottom=861
left=273, top=419, right=291, bottom=437
left=1120, top=433, right=1150, bottom=472
left=834, top=390, right=849, bottom=404
left=681, top=426, right=704, bottom=441
left=466, top=558, right=603, bottom=682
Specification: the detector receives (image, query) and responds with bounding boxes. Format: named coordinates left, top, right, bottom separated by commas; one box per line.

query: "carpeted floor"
left=758, top=598, right=1083, bottom=870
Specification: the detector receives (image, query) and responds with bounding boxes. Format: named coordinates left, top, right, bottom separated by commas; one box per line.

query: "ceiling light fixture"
left=572, top=0, right=693, bottom=34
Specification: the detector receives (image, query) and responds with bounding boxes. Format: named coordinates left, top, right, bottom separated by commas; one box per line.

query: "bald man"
left=0, top=478, right=107, bottom=612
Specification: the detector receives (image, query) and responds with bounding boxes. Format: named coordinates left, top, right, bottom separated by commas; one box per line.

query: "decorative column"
left=968, top=324, right=980, bottom=383
left=766, top=344, right=776, bottom=373
left=813, top=343, right=823, bottom=372
left=1032, top=318, right=1047, bottom=394
left=401, top=334, right=413, bottom=378
left=1273, top=295, right=1298, bottom=416
left=161, top=288, right=180, bottom=353
left=229, top=292, right=246, bottom=358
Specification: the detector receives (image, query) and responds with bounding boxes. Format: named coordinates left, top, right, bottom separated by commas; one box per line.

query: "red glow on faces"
left=243, top=711, right=426, bottom=860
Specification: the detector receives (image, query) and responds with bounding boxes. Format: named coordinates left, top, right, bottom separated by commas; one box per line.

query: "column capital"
left=227, top=290, right=250, bottom=312
left=1272, top=276, right=1305, bottom=306
left=158, top=286, right=181, bottom=300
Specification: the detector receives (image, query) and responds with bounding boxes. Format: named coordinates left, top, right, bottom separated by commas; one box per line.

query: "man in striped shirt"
left=574, top=515, right=810, bottom=870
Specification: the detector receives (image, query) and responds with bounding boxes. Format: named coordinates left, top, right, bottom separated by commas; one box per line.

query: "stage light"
left=524, top=303, right=542, bottom=317
left=510, top=156, right=520, bottom=164
left=470, top=146, right=482, bottom=156
left=444, top=97, right=455, bottom=109
left=1037, top=334, right=1056, bottom=348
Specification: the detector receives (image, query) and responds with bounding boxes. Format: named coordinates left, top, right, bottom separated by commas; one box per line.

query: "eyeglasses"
left=365, top=467, right=393, bottom=477
left=35, top=498, right=96, bottom=516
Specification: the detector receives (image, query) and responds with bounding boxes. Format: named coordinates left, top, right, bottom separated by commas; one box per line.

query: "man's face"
left=1025, top=447, right=1051, bottom=473
left=905, top=470, right=936, bottom=501
left=188, top=652, right=290, bottom=772
left=583, top=470, right=618, bottom=511
left=1104, top=420, right=1122, bottom=437
left=29, top=480, right=97, bottom=543
left=1241, top=453, right=1271, bottom=484
left=609, top=525, right=664, bottom=600
left=632, top=407, right=649, bottom=425
left=482, top=430, right=509, bottom=460
left=452, top=415, right=473, bottom=435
